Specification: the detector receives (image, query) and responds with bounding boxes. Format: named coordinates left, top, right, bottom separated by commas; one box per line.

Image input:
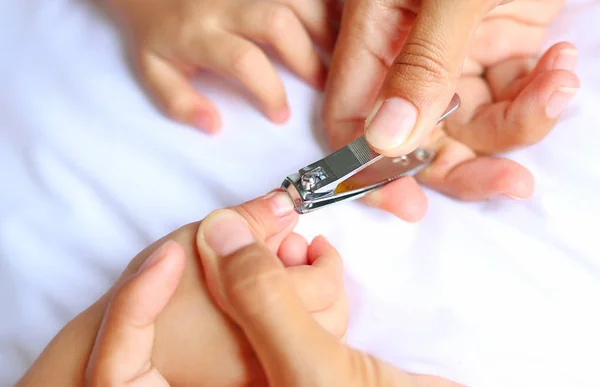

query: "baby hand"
left=90, top=191, right=347, bottom=386
left=105, top=0, right=336, bottom=132
left=17, top=192, right=347, bottom=387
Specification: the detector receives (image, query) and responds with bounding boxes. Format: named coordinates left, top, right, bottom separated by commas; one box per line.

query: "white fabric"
left=1, top=0, right=599, bottom=386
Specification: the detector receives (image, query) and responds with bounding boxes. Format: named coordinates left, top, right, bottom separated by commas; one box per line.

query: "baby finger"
left=230, top=1, right=326, bottom=89
left=201, top=31, right=290, bottom=123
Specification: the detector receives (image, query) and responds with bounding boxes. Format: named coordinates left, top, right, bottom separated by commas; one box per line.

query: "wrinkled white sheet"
left=1, top=0, right=599, bottom=386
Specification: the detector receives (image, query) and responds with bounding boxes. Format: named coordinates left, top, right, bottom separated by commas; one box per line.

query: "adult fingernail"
left=263, top=190, right=295, bottom=217
left=203, top=211, right=255, bottom=256
left=365, top=98, right=418, bottom=150
left=552, top=48, right=578, bottom=71
left=546, top=87, right=578, bottom=118
left=139, top=240, right=173, bottom=272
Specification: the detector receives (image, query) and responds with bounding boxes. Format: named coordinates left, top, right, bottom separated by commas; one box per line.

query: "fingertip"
left=138, top=53, right=222, bottom=133
left=193, top=108, right=222, bottom=134
left=160, top=239, right=187, bottom=270
left=307, top=235, right=336, bottom=265
left=165, top=240, right=187, bottom=272
left=278, top=233, right=309, bottom=267
left=491, top=42, right=579, bottom=102
left=306, top=237, right=343, bottom=288
left=312, top=235, right=330, bottom=248
left=262, top=190, right=297, bottom=219
left=362, top=178, right=428, bottom=222
left=162, top=90, right=223, bottom=134
left=226, top=191, right=298, bottom=249
left=266, top=107, right=291, bottom=125
left=149, top=242, right=187, bottom=306
left=437, top=156, right=534, bottom=202
left=536, top=69, right=580, bottom=95
left=488, top=162, right=535, bottom=200
left=545, top=85, right=579, bottom=120
left=551, top=48, right=578, bottom=73
left=453, top=68, right=581, bottom=154
left=538, top=41, right=578, bottom=72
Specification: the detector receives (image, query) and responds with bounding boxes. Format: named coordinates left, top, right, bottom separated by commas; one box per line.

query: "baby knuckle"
left=230, top=45, right=261, bottom=77
left=265, top=5, right=295, bottom=37
left=165, top=12, right=209, bottom=49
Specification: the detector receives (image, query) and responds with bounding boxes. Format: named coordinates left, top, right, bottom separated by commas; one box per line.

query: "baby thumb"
left=196, top=209, right=338, bottom=385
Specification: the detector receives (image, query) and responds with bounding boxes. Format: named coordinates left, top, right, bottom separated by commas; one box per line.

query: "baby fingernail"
left=203, top=211, right=255, bottom=256
left=553, top=48, right=578, bottom=71
left=365, top=98, right=418, bottom=150
left=546, top=87, right=578, bottom=118
left=264, top=190, right=295, bottom=217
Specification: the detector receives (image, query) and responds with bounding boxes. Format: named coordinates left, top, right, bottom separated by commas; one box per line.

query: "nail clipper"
left=281, top=94, right=461, bottom=213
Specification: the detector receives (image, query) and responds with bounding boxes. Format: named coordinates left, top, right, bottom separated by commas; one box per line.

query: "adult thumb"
left=364, top=0, right=489, bottom=157
left=196, top=209, right=339, bottom=385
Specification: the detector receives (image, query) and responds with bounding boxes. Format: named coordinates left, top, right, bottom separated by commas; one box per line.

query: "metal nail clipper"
left=281, top=94, right=461, bottom=214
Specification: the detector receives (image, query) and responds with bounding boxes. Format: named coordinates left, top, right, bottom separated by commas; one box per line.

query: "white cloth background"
left=1, top=0, right=599, bottom=386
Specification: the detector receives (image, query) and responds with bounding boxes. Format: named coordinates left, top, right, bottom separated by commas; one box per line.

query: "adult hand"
left=81, top=192, right=462, bottom=387
left=18, top=191, right=348, bottom=387
left=323, top=0, right=579, bottom=220
left=196, top=207, right=465, bottom=386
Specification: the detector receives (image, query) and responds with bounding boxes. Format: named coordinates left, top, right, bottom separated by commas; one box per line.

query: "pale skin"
left=17, top=192, right=348, bottom=386
left=15, top=0, right=580, bottom=385
left=102, top=0, right=579, bottom=221
left=17, top=192, right=463, bottom=386
left=102, top=0, right=338, bottom=130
